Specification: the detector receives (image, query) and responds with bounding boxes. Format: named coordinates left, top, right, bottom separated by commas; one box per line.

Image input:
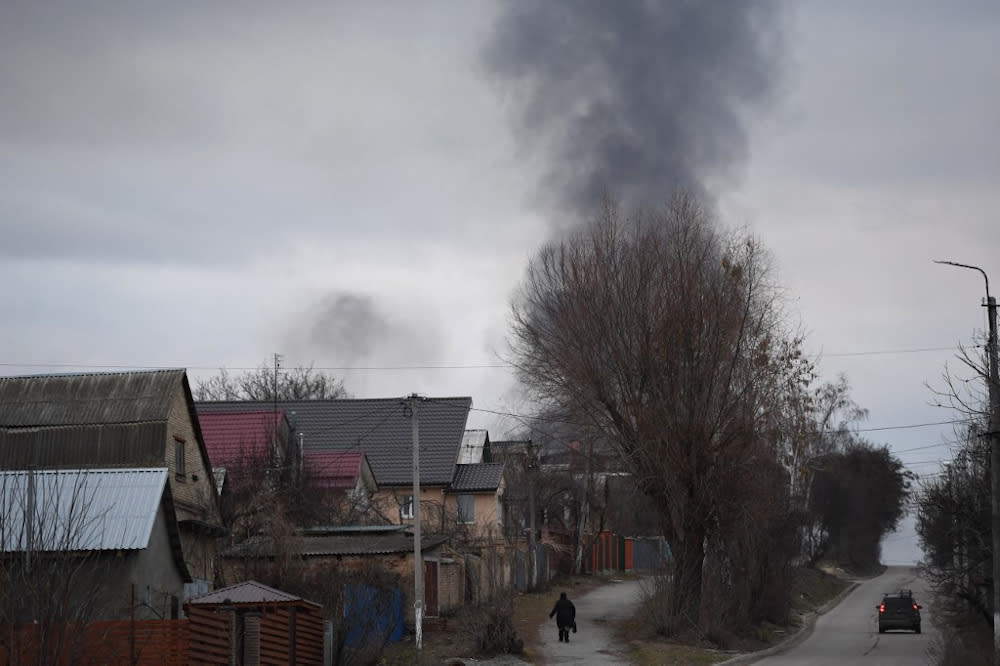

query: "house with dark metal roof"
left=196, top=397, right=509, bottom=614
left=196, top=397, right=472, bottom=528
left=0, top=369, right=224, bottom=598
left=447, top=462, right=506, bottom=539
left=0, top=467, right=190, bottom=621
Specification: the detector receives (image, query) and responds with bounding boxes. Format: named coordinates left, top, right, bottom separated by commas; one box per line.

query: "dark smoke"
left=300, top=292, right=389, bottom=362
left=287, top=291, right=443, bottom=371
left=483, top=0, right=783, bottom=219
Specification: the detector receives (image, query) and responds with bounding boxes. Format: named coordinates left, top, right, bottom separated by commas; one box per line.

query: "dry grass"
left=618, top=565, right=851, bottom=664
left=630, top=642, right=736, bottom=665
left=378, top=617, right=476, bottom=665
left=792, top=563, right=852, bottom=614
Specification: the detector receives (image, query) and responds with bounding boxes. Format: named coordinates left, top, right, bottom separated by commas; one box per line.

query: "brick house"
left=197, top=397, right=513, bottom=610
left=446, top=463, right=506, bottom=540
left=0, top=370, right=224, bottom=597
left=196, top=397, right=484, bottom=532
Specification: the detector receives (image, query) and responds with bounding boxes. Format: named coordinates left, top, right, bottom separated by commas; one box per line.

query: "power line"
left=855, top=418, right=976, bottom=433
left=0, top=362, right=510, bottom=372
left=892, top=439, right=964, bottom=454
left=468, top=405, right=977, bottom=436
left=0, top=342, right=982, bottom=373
left=819, top=345, right=977, bottom=358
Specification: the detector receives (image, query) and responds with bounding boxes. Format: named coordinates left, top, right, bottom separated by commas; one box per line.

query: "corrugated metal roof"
left=458, top=429, right=488, bottom=464
left=0, top=467, right=168, bottom=552
left=188, top=580, right=320, bottom=607
left=197, top=397, right=471, bottom=486
left=0, top=423, right=166, bottom=469
left=299, top=533, right=447, bottom=556
left=222, top=533, right=447, bottom=558
left=0, top=370, right=185, bottom=427
left=450, top=463, right=505, bottom=492
left=299, top=524, right=406, bottom=535
left=490, top=440, right=531, bottom=460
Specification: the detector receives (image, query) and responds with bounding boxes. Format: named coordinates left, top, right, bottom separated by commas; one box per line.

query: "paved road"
left=756, top=566, right=937, bottom=666
left=539, top=578, right=645, bottom=665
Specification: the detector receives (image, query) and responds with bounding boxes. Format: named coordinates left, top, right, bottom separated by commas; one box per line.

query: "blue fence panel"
left=343, top=584, right=404, bottom=647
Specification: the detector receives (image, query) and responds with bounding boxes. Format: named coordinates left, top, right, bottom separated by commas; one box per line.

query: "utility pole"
left=527, top=440, right=538, bottom=590
left=935, top=260, right=1000, bottom=664
left=272, top=352, right=282, bottom=409
left=408, top=394, right=424, bottom=652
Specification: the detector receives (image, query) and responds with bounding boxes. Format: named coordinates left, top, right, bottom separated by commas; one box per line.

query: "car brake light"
left=913, top=603, right=919, bottom=611
left=879, top=603, right=885, bottom=613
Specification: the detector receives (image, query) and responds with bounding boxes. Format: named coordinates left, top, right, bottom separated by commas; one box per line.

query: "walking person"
left=549, top=591, right=576, bottom=643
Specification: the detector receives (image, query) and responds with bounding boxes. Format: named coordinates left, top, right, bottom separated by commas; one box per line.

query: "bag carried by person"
left=572, top=622, right=577, bottom=633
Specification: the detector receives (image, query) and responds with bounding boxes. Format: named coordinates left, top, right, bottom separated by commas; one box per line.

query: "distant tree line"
left=194, top=361, right=349, bottom=402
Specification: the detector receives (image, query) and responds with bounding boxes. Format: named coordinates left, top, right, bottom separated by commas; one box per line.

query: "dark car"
left=877, top=589, right=921, bottom=634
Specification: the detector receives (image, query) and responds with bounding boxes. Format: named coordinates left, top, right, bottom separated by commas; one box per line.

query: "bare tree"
left=195, top=361, right=349, bottom=401
left=0, top=470, right=117, bottom=663
left=917, top=339, right=995, bottom=658
left=508, top=192, right=804, bottom=633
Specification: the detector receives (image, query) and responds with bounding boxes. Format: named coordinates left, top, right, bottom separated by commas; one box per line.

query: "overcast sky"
left=2, top=1, right=998, bottom=564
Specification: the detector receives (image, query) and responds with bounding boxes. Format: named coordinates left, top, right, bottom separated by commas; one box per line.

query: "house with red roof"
left=199, top=410, right=378, bottom=526
left=302, top=450, right=377, bottom=518
left=197, top=411, right=290, bottom=488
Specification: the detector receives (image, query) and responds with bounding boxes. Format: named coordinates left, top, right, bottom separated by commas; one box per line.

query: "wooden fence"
left=0, top=619, right=189, bottom=665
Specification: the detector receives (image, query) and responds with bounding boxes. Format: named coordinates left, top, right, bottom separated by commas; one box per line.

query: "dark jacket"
left=549, top=593, right=576, bottom=628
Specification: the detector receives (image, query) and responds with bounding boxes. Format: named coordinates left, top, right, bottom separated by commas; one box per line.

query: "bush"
left=463, top=592, right=524, bottom=655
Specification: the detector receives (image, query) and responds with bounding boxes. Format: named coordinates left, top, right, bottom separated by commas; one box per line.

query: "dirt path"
left=538, top=578, right=645, bottom=665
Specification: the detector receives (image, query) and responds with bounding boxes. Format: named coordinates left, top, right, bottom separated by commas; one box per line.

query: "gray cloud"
left=482, top=0, right=785, bottom=219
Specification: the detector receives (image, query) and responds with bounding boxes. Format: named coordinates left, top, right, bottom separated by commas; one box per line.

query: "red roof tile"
left=304, top=450, right=363, bottom=489
left=198, top=411, right=284, bottom=469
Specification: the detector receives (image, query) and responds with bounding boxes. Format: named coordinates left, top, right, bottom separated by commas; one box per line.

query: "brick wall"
left=372, top=487, right=447, bottom=529
left=165, top=385, right=222, bottom=588
left=438, top=560, right=464, bottom=613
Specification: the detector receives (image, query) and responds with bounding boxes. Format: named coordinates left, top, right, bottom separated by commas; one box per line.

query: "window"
left=174, top=437, right=186, bottom=480
left=400, top=495, right=414, bottom=520
left=496, top=493, right=503, bottom=525
left=457, top=494, right=475, bottom=524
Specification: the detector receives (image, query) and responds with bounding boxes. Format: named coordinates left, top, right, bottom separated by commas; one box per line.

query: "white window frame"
left=457, top=494, right=475, bottom=524
left=400, top=495, right=414, bottom=520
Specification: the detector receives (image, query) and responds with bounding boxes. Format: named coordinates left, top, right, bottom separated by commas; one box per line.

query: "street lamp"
left=935, top=260, right=1000, bottom=664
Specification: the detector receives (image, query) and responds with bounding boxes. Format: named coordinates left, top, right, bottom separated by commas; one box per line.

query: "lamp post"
left=935, top=260, right=1000, bottom=664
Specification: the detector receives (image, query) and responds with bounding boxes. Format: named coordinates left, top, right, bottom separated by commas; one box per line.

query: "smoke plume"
left=286, top=290, right=443, bottom=374
left=483, top=0, right=784, bottom=219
